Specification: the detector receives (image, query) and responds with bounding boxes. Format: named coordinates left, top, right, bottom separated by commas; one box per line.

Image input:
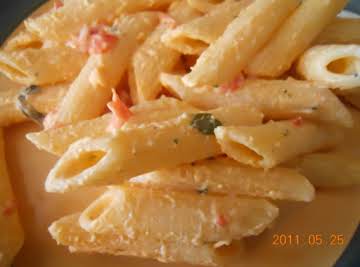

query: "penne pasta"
left=26, top=97, right=198, bottom=156
left=4, top=0, right=359, bottom=265
left=297, top=45, right=360, bottom=90
left=129, top=25, right=181, bottom=104
left=0, top=79, right=68, bottom=127
left=168, top=0, right=203, bottom=24
left=214, top=120, right=344, bottom=169
left=315, top=18, right=360, bottom=45
left=25, top=0, right=173, bottom=43
left=79, top=186, right=279, bottom=243
left=161, top=73, right=353, bottom=127
left=46, top=13, right=159, bottom=128
left=292, top=151, right=360, bottom=188
left=129, top=0, right=203, bottom=103
left=3, top=30, right=43, bottom=51
left=27, top=114, right=111, bottom=156
left=246, top=0, right=348, bottom=78
left=162, top=0, right=251, bottom=55
left=44, top=106, right=263, bottom=192
left=49, top=214, right=223, bottom=267
left=0, top=46, right=87, bottom=85
left=130, top=157, right=315, bottom=202
left=182, top=0, right=300, bottom=87
left=0, top=129, right=24, bottom=267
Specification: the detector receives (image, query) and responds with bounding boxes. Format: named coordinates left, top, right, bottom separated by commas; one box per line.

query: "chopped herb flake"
left=292, top=116, right=304, bottom=127
left=311, top=106, right=319, bottom=111
left=282, top=129, right=290, bottom=137
left=283, top=89, right=292, bottom=97
left=216, top=214, right=228, bottom=227
left=197, top=187, right=209, bottom=195
left=191, top=113, right=222, bottom=135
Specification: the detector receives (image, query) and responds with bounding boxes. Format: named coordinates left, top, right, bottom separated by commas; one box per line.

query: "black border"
left=0, top=1, right=359, bottom=267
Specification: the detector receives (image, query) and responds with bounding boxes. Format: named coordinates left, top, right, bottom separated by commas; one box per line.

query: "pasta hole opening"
left=178, top=37, right=208, bottom=53
left=60, top=151, right=106, bottom=179
left=0, top=62, right=28, bottom=79
left=15, top=40, right=43, bottom=50
left=228, top=141, right=264, bottom=163
left=327, top=57, right=359, bottom=75
left=86, top=195, right=114, bottom=221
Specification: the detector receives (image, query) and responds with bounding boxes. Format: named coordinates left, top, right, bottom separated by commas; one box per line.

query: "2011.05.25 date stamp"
left=272, top=233, right=345, bottom=247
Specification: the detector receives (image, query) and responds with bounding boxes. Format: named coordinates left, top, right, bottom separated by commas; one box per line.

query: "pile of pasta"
left=1, top=0, right=360, bottom=266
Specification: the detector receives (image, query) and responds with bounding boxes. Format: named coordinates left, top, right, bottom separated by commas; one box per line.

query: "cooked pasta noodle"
left=45, top=106, right=263, bottom=192
left=1, top=1, right=359, bottom=266
left=297, top=45, right=360, bottom=90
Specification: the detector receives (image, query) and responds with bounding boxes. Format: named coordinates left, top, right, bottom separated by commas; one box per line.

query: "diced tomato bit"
left=67, top=24, right=118, bottom=54
left=66, top=25, right=90, bottom=52
left=158, top=90, right=173, bottom=98
left=107, top=89, right=133, bottom=132
left=158, top=13, right=177, bottom=29
left=220, top=73, right=245, bottom=92
left=88, top=33, right=118, bottom=54
left=292, top=116, right=304, bottom=127
left=53, top=0, right=64, bottom=10
left=89, top=24, right=106, bottom=35
left=216, top=214, right=228, bottom=227
left=3, top=200, right=16, bottom=217
left=118, top=89, right=133, bottom=108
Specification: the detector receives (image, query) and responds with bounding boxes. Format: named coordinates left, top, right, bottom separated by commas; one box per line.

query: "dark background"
left=0, top=0, right=359, bottom=267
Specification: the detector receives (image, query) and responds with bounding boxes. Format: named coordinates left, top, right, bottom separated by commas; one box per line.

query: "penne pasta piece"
left=49, top=214, right=223, bottom=267
left=161, top=73, right=353, bottom=127
left=130, top=157, right=315, bottom=202
left=292, top=151, right=360, bottom=188
left=25, top=0, right=173, bottom=43
left=45, top=106, right=263, bottom=192
left=186, top=0, right=222, bottom=13
left=246, top=0, right=348, bottom=78
left=47, top=13, right=159, bottom=128
left=129, top=0, right=202, bottom=103
left=0, top=46, right=87, bottom=85
left=27, top=114, right=111, bottom=156
left=297, top=45, right=360, bottom=90
left=129, top=25, right=181, bottom=104
left=162, top=0, right=251, bottom=55
left=0, top=80, right=68, bottom=127
left=79, top=186, right=279, bottom=244
left=3, top=30, right=43, bottom=51
left=26, top=97, right=198, bottom=156
left=182, top=0, right=300, bottom=87
left=0, top=129, right=24, bottom=267
left=214, top=120, right=344, bottom=169
left=315, top=18, right=360, bottom=45
left=168, top=0, right=203, bottom=24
